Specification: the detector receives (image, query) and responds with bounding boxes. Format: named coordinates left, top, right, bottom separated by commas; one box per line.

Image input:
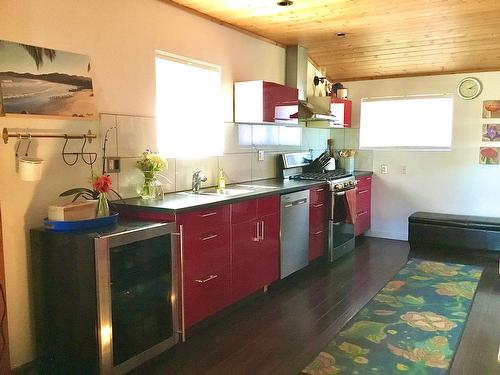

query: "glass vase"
left=140, top=172, right=164, bottom=199
left=96, top=192, right=110, bottom=217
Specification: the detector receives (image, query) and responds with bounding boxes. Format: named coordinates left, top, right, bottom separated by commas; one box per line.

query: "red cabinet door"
left=231, top=213, right=280, bottom=303
left=309, top=204, right=327, bottom=261
left=258, top=213, right=280, bottom=286
left=309, top=186, right=328, bottom=261
left=354, top=176, right=372, bottom=236
left=177, top=207, right=231, bottom=328
left=331, top=98, right=352, bottom=127
left=231, top=219, right=260, bottom=302
left=263, top=81, right=298, bottom=123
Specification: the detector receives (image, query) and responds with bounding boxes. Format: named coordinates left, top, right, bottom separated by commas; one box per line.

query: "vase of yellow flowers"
left=136, top=150, right=168, bottom=199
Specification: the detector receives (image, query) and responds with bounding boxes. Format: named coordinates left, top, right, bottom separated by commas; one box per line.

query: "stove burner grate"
left=290, top=170, right=352, bottom=181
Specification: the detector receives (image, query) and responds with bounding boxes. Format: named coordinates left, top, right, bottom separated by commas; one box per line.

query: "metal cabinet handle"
left=358, top=189, right=369, bottom=195
left=313, top=203, right=324, bottom=208
left=358, top=210, right=368, bottom=217
left=200, top=234, right=218, bottom=241
left=315, top=188, right=324, bottom=192
left=173, top=224, right=186, bottom=342
left=195, top=274, right=218, bottom=283
left=253, top=221, right=260, bottom=242
left=312, top=230, right=323, bottom=235
left=261, top=220, right=265, bottom=241
left=201, top=211, right=217, bottom=218
left=285, top=198, right=308, bottom=208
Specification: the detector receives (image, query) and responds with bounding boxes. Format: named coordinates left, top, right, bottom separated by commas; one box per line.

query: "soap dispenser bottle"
left=217, top=168, right=226, bottom=191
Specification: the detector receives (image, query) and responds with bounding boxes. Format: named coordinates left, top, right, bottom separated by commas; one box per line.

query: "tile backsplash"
left=100, top=113, right=333, bottom=198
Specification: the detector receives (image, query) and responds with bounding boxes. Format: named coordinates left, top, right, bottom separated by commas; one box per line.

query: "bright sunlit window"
left=359, top=95, right=454, bottom=150
left=156, top=52, right=223, bottom=158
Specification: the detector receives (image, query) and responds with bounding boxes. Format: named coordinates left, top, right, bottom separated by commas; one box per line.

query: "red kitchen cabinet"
left=177, top=206, right=231, bottom=328
left=234, top=81, right=298, bottom=123
left=330, top=98, right=352, bottom=127
left=355, top=176, right=372, bottom=236
left=309, top=186, right=328, bottom=261
left=231, top=196, right=280, bottom=303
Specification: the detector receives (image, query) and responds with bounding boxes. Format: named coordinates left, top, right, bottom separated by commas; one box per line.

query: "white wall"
left=346, top=72, right=500, bottom=240
left=0, top=0, right=291, bottom=368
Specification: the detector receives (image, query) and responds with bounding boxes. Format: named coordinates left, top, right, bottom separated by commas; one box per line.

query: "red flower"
left=92, top=175, right=112, bottom=193
left=480, top=147, right=498, bottom=158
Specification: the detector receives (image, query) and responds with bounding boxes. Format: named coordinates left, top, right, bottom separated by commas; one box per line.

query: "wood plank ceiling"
left=163, top=0, right=500, bottom=81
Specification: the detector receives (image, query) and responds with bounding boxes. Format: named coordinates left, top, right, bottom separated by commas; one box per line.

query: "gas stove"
left=282, top=152, right=356, bottom=191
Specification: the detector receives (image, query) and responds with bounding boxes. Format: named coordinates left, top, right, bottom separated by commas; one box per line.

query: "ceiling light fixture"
left=277, top=0, right=293, bottom=6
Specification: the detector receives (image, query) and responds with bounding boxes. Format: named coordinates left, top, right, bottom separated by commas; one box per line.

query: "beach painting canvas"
left=482, top=100, right=500, bottom=119
left=479, top=147, right=499, bottom=165
left=0, top=39, right=95, bottom=118
left=482, top=124, right=500, bottom=142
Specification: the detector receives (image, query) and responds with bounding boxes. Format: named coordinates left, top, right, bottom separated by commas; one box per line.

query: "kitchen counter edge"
left=113, top=178, right=328, bottom=214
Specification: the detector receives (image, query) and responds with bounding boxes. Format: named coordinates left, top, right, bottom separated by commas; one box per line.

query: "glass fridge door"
left=109, top=234, right=173, bottom=366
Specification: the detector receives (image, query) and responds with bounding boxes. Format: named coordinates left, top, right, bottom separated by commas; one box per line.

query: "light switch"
left=258, top=150, right=265, bottom=161
left=401, top=165, right=407, bottom=174
left=381, top=164, right=388, bottom=174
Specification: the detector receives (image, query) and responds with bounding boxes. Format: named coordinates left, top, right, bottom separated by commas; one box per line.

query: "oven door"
left=328, top=189, right=355, bottom=261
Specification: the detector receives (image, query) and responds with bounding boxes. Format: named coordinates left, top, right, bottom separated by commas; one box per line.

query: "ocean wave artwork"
left=0, top=39, right=96, bottom=118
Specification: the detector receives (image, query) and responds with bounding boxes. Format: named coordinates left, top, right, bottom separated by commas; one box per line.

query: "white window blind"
left=156, top=52, right=223, bottom=158
left=359, top=95, right=454, bottom=150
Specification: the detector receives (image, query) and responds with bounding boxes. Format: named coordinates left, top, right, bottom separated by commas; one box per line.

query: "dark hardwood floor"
left=129, top=237, right=499, bottom=375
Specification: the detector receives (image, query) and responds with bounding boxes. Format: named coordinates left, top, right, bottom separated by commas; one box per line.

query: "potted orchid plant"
left=59, top=174, right=123, bottom=217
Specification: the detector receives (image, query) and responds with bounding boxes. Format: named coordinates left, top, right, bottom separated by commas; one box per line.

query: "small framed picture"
left=479, top=147, right=499, bottom=165
left=482, top=124, right=500, bottom=142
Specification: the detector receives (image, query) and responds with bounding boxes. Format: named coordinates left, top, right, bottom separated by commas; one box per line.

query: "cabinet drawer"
left=231, top=199, right=257, bottom=224
left=355, top=209, right=371, bottom=236
left=178, top=205, right=230, bottom=233
left=183, top=225, right=230, bottom=273
left=356, top=187, right=371, bottom=213
left=231, top=195, right=279, bottom=224
left=310, top=185, right=328, bottom=206
left=183, top=266, right=230, bottom=328
left=356, top=175, right=372, bottom=190
left=309, top=204, right=327, bottom=232
left=309, top=230, right=325, bottom=261
left=257, top=195, right=280, bottom=217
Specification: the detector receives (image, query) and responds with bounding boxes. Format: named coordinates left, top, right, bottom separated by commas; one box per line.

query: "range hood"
left=286, top=46, right=344, bottom=128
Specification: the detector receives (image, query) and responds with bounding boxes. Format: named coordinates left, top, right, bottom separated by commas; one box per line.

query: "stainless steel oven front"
left=94, top=222, right=179, bottom=374
left=328, top=187, right=356, bottom=262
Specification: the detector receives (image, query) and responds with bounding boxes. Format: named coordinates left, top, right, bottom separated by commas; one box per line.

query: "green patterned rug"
left=303, top=259, right=483, bottom=375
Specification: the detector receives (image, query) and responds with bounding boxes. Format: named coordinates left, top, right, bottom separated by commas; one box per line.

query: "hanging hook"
left=15, top=135, right=22, bottom=157
left=80, top=135, right=97, bottom=166
left=61, top=136, right=79, bottom=166
left=24, top=134, right=32, bottom=157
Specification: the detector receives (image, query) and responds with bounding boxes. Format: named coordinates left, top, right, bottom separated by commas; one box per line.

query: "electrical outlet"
left=401, top=165, right=407, bottom=174
left=258, top=150, right=265, bottom=161
left=381, top=164, right=388, bottom=174
left=106, top=157, right=121, bottom=173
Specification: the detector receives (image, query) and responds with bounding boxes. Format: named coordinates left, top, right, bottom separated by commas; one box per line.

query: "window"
left=359, top=95, right=454, bottom=150
left=238, top=124, right=302, bottom=147
left=156, top=52, right=223, bottom=158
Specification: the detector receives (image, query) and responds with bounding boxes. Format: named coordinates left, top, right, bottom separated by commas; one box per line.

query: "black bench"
left=408, top=212, right=500, bottom=264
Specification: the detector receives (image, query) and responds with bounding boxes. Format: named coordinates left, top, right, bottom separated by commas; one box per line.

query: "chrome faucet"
left=192, top=170, right=207, bottom=194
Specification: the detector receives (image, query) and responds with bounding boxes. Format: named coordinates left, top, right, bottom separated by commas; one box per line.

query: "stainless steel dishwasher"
left=280, top=190, right=310, bottom=279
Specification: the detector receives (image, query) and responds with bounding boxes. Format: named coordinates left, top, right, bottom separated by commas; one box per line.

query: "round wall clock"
left=457, top=77, right=482, bottom=100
